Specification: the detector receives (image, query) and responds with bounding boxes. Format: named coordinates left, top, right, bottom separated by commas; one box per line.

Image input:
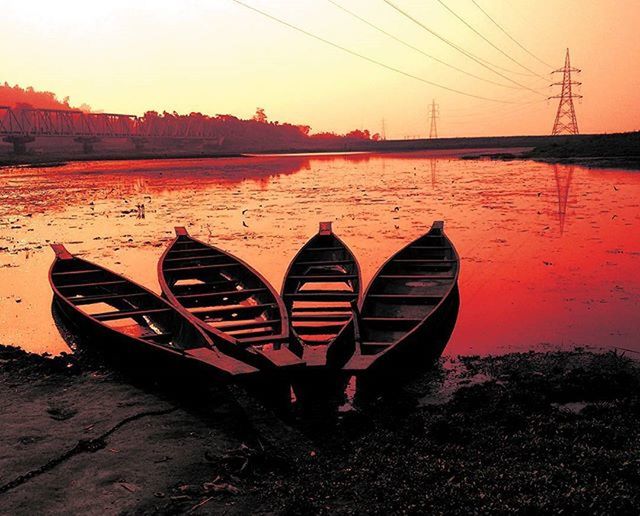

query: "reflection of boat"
left=49, top=244, right=257, bottom=380
left=281, top=222, right=361, bottom=368
left=158, top=227, right=304, bottom=371
left=344, top=221, right=460, bottom=375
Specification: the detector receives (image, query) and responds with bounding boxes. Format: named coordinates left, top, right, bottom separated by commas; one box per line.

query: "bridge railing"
left=0, top=107, right=221, bottom=140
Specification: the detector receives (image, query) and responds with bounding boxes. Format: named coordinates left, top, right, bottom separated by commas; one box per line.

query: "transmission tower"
left=549, top=48, right=582, bottom=135
left=381, top=118, right=387, bottom=140
left=429, top=99, right=439, bottom=138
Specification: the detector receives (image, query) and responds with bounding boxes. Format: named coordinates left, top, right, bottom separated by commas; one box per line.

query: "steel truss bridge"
left=0, top=106, right=222, bottom=153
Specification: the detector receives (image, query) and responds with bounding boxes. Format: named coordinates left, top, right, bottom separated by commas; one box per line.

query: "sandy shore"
left=1, top=344, right=639, bottom=514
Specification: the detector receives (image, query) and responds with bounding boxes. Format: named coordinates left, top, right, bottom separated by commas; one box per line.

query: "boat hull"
left=52, top=294, right=255, bottom=383
left=344, top=221, right=460, bottom=382
left=346, top=284, right=460, bottom=383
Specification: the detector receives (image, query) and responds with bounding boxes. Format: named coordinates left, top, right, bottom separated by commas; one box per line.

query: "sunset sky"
left=4, top=0, right=639, bottom=137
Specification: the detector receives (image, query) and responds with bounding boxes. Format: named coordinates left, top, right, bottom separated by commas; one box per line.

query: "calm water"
left=1, top=151, right=638, bottom=356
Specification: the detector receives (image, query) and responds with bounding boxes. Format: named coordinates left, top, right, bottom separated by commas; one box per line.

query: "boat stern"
left=342, top=352, right=379, bottom=374
left=254, top=344, right=306, bottom=370
left=185, top=347, right=259, bottom=380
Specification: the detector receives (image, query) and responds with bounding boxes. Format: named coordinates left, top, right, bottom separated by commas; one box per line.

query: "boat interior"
left=162, top=235, right=286, bottom=346
left=358, top=230, right=458, bottom=355
left=283, top=226, right=359, bottom=348
left=51, top=253, right=206, bottom=349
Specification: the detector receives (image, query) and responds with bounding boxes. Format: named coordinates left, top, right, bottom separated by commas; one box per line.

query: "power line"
left=435, top=0, right=547, bottom=80
left=230, top=0, right=521, bottom=103
left=382, top=0, right=545, bottom=96
left=327, top=0, right=520, bottom=90
left=471, top=0, right=553, bottom=69
left=444, top=99, right=546, bottom=121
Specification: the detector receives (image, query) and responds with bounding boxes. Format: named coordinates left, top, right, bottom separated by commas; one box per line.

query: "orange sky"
left=4, top=1, right=639, bottom=137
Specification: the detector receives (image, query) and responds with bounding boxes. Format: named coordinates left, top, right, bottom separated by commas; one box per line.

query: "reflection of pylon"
left=553, top=164, right=574, bottom=234
left=549, top=49, right=582, bottom=135
left=430, top=158, right=437, bottom=187
left=429, top=99, right=439, bottom=138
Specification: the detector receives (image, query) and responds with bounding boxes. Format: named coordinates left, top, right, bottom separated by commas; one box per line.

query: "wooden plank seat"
left=237, top=333, right=289, bottom=345
left=171, top=279, right=238, bottom=295
left=163, top=253, right=226, bottom=263
left=180, top=288, right=267, bottom=304
left=212, top=319, right=279, bottom=332
left=167, top=247, right=220, bottom=255
left=195, top=303, right=276, bottom=319
left=287, top=274, right=357, bottom=282
left=58, top=280, right=128, bottom=290
left=290, top=306, right=352, bottom=313
left=284, top=291, right=357, bottom=301
left=51, top=269, right=104, bottom=276
left=94, top=307, right=172, bottom=321
left=361, top=341, right=394, bottom=351
left=292, top=323, right=346, bottom=335
left=230, top=328, right=277, bottom=339
left=163, top=262, right=240, bottom=273
left=71, top=291, right=150, bottom=305
left=291, top=313, right=352, bottom=322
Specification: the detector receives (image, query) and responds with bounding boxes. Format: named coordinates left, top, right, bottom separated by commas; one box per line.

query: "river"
left=1, top=150, right=638, bottom=356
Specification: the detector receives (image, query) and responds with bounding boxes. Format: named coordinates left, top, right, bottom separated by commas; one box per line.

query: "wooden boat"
left=344, top=221, right=460, bottom=375
left=281, top=222, right=361, bottom=368
left=158, top=227, right=304, bottom=371
left=49, top=244, right=257, bottom=380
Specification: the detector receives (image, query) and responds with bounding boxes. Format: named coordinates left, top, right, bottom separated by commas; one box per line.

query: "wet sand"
left=1, top=345, right=639, bottom=514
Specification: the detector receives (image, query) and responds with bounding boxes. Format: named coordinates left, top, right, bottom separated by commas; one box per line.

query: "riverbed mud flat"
left=1, top=344, right=639, bottom=514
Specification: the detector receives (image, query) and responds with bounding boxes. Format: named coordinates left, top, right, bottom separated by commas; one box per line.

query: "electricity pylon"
left=428, top=99, right=439, bottom=139
left=549, top=48, right=582, bottom=135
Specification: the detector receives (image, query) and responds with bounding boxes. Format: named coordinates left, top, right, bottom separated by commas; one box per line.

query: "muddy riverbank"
left=0, top=133, right=591, bottom=168
left=464, top=131, right=640, bottom=170
left=1, top=344, right=639, bottom=514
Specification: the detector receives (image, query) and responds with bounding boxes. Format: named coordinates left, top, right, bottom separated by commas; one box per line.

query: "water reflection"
left=553, top=164, right=574, bottom=235
left=1, top=152, right=639, bottom=357
left=430, top=158, right=437, bottom=188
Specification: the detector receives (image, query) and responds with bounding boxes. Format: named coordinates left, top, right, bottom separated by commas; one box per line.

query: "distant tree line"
left=1, top=83, right=380, bottom=148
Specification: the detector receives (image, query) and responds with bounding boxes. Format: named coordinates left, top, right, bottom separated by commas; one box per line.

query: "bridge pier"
left=130, top=137, right=147, bottom=151
left=3, top=136, right=35, bottom=155
left=74, top=137, right=100, bottom=154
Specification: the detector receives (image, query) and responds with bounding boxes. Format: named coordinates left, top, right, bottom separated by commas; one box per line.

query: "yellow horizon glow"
left=3, top=0, right=639, bottom=137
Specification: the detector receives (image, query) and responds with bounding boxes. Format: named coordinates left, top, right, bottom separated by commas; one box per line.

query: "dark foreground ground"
left=1, top=345, right=639, bottom=514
